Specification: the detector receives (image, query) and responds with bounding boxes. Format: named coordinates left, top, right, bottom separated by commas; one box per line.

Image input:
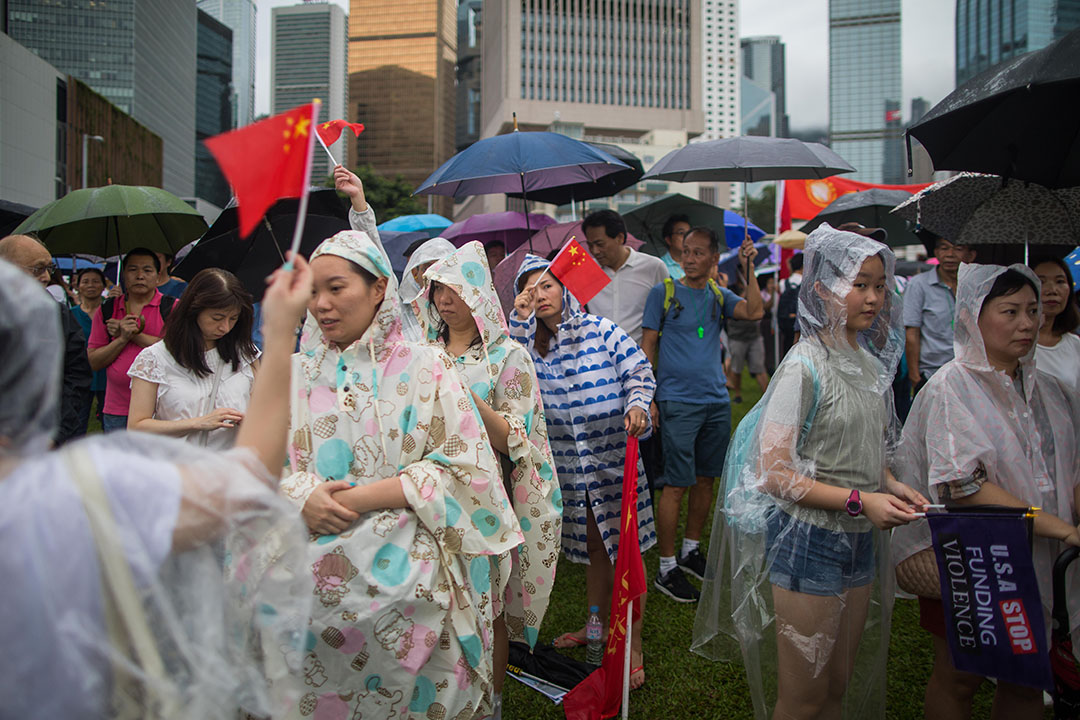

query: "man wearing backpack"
left=640, top=227, right=763, bottom=602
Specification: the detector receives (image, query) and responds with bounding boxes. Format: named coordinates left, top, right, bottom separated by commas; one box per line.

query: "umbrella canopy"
left=506, top=142, right=644, bottom=206
left=895, top=260, right=932, bottom=278
left=774, top=229, right=807, bottom=250
left=492, top=220, right=642, bottom=317
left=173, top=189, right=349, bottom=301
left=799, top=189, right=919, bottom=247
left=441, top=211, right=557, bottom=253
left=0, top=199, right=37, bottom=236
left=376, top=213, right=451, bottom=236
left=378, top=229, right=430, bottom=281
left=1065, top=247, right=1080, bottom=288
left=14, top=185, right=207, bottom=257
left=641, top=136, right=855, bottom=184
left=892, top=173, right=1080, bottom=246
left=718, top=242, right=769, bottom=282
left=622, top=193, right=765, bottom=255
left=907, top=26, right=1080, bottom=189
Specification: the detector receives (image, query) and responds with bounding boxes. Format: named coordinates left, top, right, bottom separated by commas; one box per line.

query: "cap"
left=836, top=222, right=888, bottom=243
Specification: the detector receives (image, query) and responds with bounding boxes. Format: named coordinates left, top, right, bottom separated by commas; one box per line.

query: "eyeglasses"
left=25, top=262, right=57, bottom=277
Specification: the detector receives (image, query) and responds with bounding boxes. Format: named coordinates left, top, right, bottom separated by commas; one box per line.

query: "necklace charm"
left=697, top=325, right=704, bottom=339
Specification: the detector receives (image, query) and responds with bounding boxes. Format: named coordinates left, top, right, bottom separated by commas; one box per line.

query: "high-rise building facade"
left=196, top=9, right=233, bottom=207
left=956, top=0, right=1080, bottom=85
left=828, top=0, right=904, bottom=184
left=741, top=76, right=776, bottom=137
left=702, top=0, right=740, bottom=208
left=271, top=3, right=349, bottom=181
left=455, top=0, right=483, bottom=152
left=197, top=0, right=257, bottom=128
left=741, top=35, right=787, bottom=137
left=348, top=0, right=457, bottom=216
left=7, top=0, right=197, bottom=196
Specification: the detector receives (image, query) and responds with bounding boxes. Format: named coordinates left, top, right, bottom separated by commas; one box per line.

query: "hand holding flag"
left=547, top=236, right=610, bottom=306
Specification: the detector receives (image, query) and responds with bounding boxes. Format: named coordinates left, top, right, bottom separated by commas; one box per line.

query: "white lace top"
left=128, top=341, right=258, bottom=450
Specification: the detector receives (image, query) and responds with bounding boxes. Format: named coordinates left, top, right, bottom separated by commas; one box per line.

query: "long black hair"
left=164, top=268, right=257, bottom=377
left=426, top=281, right=481, bottom=350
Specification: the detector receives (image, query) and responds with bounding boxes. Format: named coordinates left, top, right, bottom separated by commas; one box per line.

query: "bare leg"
left=492, top=615, right=507, bottom=694
left=754, top=372, right=770, bottom=393
left=685, top=476, right=714, bottom=542
left=656, top=485, right=688, bottom=558
left=770, top=585, right=846, bottom=720
left=555, top=506, right=615, bottom=647
left=990, top=681, right=1043, bottom=720
left=822, top=583, right=872, bottom=718
left=923, top=635, right=983, bottom=720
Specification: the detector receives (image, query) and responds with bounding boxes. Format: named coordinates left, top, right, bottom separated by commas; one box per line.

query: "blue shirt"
left=642, top=280, right=742, bottom=404
left=70, top=304, right=108, bottom=391
left=660, top=251, right=685, bottom=280
left=902, top=269, right=956, bottom=377
left=158, top=278, right=188, bottom=299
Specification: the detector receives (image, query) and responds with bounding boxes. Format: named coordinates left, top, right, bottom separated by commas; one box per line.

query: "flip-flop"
left=552, top=632, right=586, bottom=648
left=630, top=665, right=645, bottom=690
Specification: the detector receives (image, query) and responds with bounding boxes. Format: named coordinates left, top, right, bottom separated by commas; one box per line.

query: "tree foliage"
left=320, top=164, right=425, bottom=222
left=746, top=184, right=776, bottom=234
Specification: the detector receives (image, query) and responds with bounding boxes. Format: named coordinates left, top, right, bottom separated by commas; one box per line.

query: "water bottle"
left=585, top=605, right=604, bottom=665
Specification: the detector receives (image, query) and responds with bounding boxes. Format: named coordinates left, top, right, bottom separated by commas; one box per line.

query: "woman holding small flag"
left=510, top=245, right=655, bottom=689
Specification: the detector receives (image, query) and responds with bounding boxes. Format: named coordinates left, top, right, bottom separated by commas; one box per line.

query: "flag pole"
left=622, top=599, right=632, bottom=720
left=315, top=128, right=337, bottom=166
left=285, top=99, right=321, bottom=270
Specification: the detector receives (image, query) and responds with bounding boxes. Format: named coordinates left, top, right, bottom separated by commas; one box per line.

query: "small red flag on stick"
left=547, top=236, right=610, bottom=306
left=316, top=119, right=365, bottom=147
left=205, top=102, right=319, bottom=238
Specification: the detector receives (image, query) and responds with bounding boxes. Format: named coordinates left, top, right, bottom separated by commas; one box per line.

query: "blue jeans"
left=101, top=413, right=128, bottom=433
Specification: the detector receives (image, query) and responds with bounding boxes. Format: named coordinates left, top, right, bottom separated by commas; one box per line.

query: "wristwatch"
left=845, top=489, right=863, bottom=517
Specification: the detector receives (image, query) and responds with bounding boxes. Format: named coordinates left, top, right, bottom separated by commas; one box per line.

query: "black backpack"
left=101, top=294, right=176, bottom=325
left=777, top=281, right=800, bottom=334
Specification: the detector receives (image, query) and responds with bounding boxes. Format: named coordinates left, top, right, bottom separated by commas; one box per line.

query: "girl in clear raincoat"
left=892, top=263, right=1080, bottom=719
left=692, top=225, right=928, bottom=719
left=280, top=230, right=521, bottom=720
left=414, top=241, right=562, bottom=718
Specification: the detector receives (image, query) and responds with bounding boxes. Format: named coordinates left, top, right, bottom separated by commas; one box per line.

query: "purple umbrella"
left=441, top=211, right=557, bottom=253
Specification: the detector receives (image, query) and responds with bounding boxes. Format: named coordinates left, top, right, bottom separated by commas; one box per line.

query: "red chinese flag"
left=783, top=176, right=933, bottom=221
left=316, top=118, right=365, bottom=146
left=548, top=237, right=610, bottom=306
left=563, top=437, right=646, bottom=720
left=204, top=103, right=316, bottom=237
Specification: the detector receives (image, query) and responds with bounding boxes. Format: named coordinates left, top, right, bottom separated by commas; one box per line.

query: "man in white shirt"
left=582, top=209, right=669, bottom=346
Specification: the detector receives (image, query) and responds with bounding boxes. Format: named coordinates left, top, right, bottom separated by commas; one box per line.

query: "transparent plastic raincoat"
left=281, top=230, right=522, bottom=719
left=415, top=241, right=563, bottom=649
left=893, top=262, right=1080, bottom=650
left=692, top=225, right=906, bottom=719
left=509, top=254, right=657, bottom=564
left=0, top=259, right=310, bottom=719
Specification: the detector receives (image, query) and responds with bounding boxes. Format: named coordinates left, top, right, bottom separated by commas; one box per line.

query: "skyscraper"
left=7, top=0, right=198, bottom=196
left=828, top=0, right=904, bottom=184
left=197, top=0, right=257, bottom=128
left=348, top=0, right=457, bottom=216
left=196, top=9, right=233, bottom=207
left=955, top=0, right=1080, bottom=85
left=455, top=0, right=482, bottom=152
left=741, top=36, right=788, bottom=138
left=741, top=76, right=776, bottom=138
left=702, top=0, right=741, bottom=207
left=271, top=2, right=349, bottom=181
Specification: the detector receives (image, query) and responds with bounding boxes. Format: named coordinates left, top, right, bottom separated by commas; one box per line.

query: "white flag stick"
left=622, top=598, right=633, bottom=720
left=315, top=127, right=337, bottom=166
left=285, top=99, right=321, bottom=269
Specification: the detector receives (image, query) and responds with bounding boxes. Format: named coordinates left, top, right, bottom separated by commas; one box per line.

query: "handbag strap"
left=198, top=356, right=228, bottom=448
left=62, top=445, right=177, bottom=717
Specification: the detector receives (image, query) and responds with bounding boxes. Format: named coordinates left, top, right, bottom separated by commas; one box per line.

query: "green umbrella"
left=13, top=185, right=208, bottom=258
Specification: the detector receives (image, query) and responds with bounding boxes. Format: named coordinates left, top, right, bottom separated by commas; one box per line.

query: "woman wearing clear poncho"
left=892, top=263, right=1080, bottom=720
left=412, top=241, right=562, bottom=717
left=692, top=225, right=928, bottom=719
left=0, top=254, right=314, bottom=718
left=279, top=229, right=522, bottom=720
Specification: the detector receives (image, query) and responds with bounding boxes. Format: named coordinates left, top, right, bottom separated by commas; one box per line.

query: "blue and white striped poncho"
left=510, top=254, right=657, bottom=564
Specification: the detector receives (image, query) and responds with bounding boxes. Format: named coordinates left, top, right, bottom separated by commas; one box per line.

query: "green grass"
left=503, top=371, right=1016, bottom=719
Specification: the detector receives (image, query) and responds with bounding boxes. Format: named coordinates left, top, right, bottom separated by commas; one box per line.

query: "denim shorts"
left=766, top=509, right=876, bottom=596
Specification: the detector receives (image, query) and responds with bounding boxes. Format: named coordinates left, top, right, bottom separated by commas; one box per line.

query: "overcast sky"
left=254, top=0, right=955, bottom=131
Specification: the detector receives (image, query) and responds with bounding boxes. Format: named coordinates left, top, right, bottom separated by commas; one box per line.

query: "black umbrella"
left=799, top=189, right=919, bottom=247
left=907, top=26, right=1080, bottom=188
left=0, top=199, right=37, bottom=236
left=174, top=188, right=350, bottom=301
left=506, top=142, right=644, bottom=208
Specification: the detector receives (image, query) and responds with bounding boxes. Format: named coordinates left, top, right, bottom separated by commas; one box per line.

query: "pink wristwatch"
left=845, top=489, right=863, bottom=517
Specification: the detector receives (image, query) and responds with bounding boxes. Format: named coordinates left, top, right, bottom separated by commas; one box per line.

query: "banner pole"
left=622, top=599, right=632, bottom=720
left=285, top=99, right=321, bottom=269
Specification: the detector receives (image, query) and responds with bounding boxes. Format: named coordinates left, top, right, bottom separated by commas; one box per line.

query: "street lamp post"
left=82, top=134, right=105, bottom=189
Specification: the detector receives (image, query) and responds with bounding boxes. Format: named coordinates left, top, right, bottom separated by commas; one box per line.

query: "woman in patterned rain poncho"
left=280, top=230, right=522, bottom=720
left=692, top=225, right=928, bottom=720
left=893, top=263, right=1080, bottom=720
left=510, top=253, right=655, bottom=688
left=414, top=241, right=562, bottom=719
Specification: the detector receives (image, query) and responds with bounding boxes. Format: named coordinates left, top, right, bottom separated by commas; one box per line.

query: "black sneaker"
left=677, top=547, right=706, bottom=581
left=654, top=567, right=700, bottom=603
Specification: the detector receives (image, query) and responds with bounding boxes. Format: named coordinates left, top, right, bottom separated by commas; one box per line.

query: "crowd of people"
left=0, top=160, right=1078, bottom=720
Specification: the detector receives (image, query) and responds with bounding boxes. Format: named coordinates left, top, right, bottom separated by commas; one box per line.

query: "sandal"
left=552, top=632, right=586, bottom=648
left=630, top=665, right=645, bottom=690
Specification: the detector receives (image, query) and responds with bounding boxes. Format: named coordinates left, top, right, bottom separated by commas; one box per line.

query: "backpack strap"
left=793, top=354, right=821, bottom=445
left=657, top=277, right=679, bottom=340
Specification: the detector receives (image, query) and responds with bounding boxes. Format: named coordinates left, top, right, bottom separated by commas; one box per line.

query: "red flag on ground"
left=782, top=176, right=932, bottom=221
left=563, top=437, right=646, bottom=720
left=316, top=119, right=365, bottom=147
left=548, top=236, right=610, bottom=306
left=204, top=103, right=317, bottom=237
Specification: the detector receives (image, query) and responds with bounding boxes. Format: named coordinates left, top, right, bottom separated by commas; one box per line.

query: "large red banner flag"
left=204, top=103, right=317, bottom=237
left=548, top=236, right=610, bottom=306
left=316, top=118, right=365, bottom=147
left=563, top=436, right=646, bottom=720
left=783, top=176, right=933, bottom=221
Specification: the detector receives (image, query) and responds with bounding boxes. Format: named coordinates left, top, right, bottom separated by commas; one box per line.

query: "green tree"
left=321, top=164, right=425, bottom=222
left=746, top=184, right=776, bottom=234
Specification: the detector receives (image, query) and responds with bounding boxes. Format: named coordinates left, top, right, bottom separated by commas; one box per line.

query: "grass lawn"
left=503, top=370, right=1015, bottom=719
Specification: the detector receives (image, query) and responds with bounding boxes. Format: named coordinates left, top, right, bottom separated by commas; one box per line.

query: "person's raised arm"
left=731, top=238, right=764, bottom=321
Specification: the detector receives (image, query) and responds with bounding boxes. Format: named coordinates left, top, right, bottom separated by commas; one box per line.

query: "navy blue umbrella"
left=379, top=230, right=429, bottom=281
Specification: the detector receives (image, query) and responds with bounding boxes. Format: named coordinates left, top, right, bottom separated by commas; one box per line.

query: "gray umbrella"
left=641, top=136, right=855, bottom=183
left=799, top=189, right=918, bottom=247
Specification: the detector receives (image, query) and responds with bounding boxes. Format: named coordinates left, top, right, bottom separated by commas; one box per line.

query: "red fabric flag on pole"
left=204, top=103, right=317, bottom=238
left=547, top=236, right=610, bottom=306
left=782, top=176, right=932, bottom=221
left=315, top=119, right=365, bottom=147
left=563, top=437, right=646, bottom=720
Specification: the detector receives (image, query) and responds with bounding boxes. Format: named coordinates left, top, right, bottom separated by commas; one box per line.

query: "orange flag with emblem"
left=204, top=103, right=317, bottom=237
left=547, top=236, right=610, bottom=306
left=563, top=436, right=646, bottom=720
left=783, top=176, right=932, bottom=221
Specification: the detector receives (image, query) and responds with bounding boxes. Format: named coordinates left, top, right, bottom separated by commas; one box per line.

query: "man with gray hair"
left=0, top=234, right=92, bottom=442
